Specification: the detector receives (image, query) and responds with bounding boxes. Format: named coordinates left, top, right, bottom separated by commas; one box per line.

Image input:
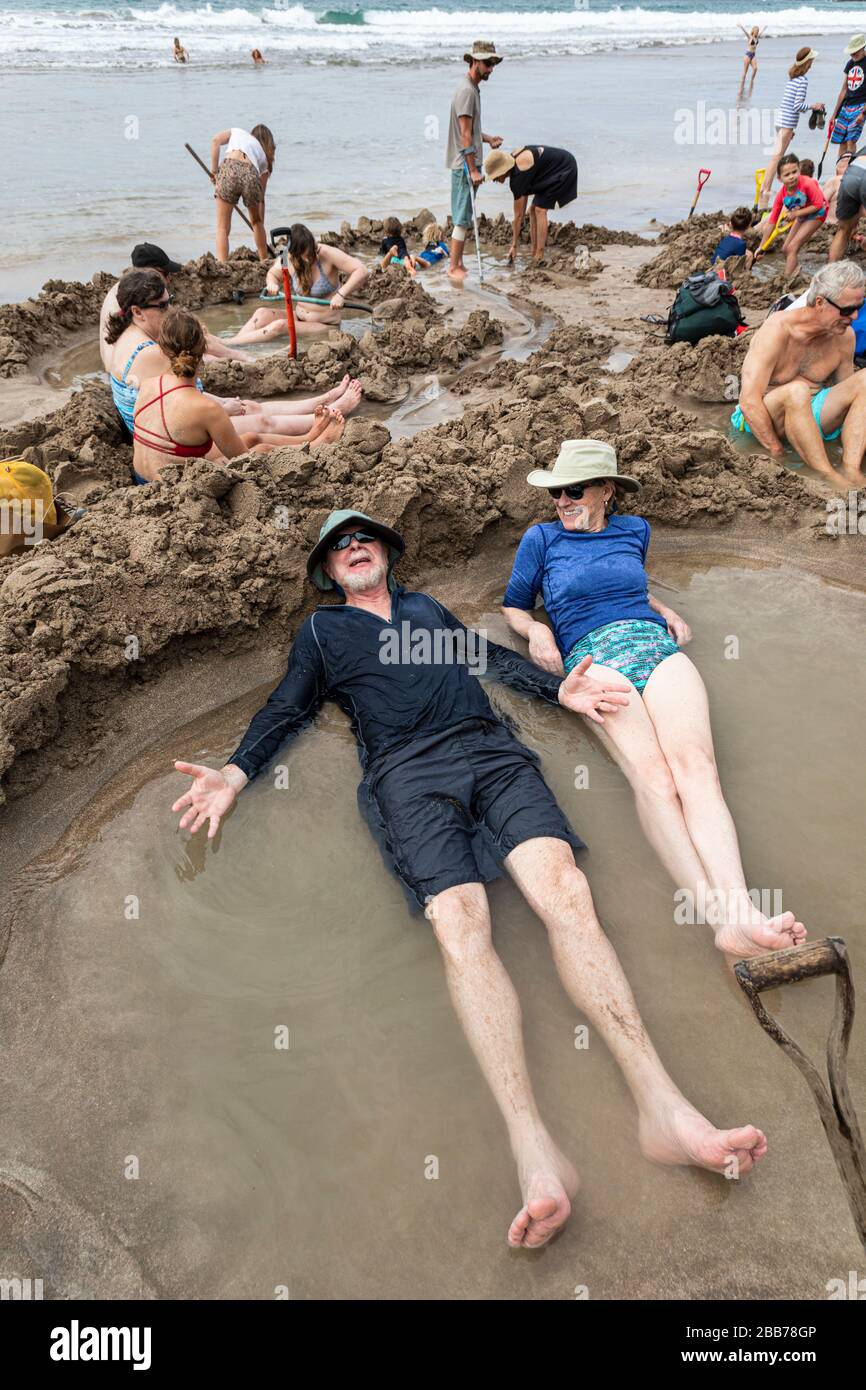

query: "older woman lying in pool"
left=501, top=438, right=807, bottom=962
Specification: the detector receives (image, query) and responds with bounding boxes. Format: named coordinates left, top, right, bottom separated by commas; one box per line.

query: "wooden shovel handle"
left=734, top=936, right=846, bottom=993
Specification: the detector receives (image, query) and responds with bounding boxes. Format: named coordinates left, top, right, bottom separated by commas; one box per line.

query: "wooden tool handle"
left=734, top=937, right=846, bottom=994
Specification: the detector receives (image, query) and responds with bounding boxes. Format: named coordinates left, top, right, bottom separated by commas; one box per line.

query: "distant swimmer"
left=251, top=49, right=266, bottom=66
left=225, top=223, right=368, bottom=344
left=172, top=508, right=771, bottom=1250
left=173, top=37, right=188, bottom=65
left=485, top=144, right=578, bottom=264
left=129, top=309, right=344, bottom=485
left=731, top=260, right=866, bottom=490
left=446, top=40, right=503, bottom=279
left=210, top=124, right=276, bottom=262
left=737, top=24, right=766, bottom=97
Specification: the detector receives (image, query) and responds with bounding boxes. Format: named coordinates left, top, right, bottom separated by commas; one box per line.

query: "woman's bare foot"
left=318, top=374, right=350, bottom=406
left=312, top=407, right=345, bottom=445
left=639, top=1097, right=767, bottom=1177
left=714, top=911, right=806, bottom=961
left=304, top=405, right=332, bottom=443
left=508, top=1135, right=579, bottom=1249
left=330, top=378, right=363, bottom=416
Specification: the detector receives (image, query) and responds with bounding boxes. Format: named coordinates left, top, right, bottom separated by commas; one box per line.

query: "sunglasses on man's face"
left=329, top=529, right=379, bottom=552
left=547, top=482, right=601, bottom=501
left=822, top=295, right=864, bottom=318
left=143, top=295, right=172, bottom=310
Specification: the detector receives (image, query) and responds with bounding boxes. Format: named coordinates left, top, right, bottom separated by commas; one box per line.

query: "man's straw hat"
left=463, top=40, right=503, bottom=65
left=526, top=439, right=641, bottom=493
left=846, top=34, right=866, bottom=55
left=485, top=150, right=516, bottom=180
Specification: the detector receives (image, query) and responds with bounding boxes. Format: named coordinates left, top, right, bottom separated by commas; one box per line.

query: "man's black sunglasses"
left=547, top=482, right=602, bottom=500
left=143, top=295, right=173, bottom=310
left=329, top=529, right=379, bottom=551
left=823, top=295, right=864, bottom=318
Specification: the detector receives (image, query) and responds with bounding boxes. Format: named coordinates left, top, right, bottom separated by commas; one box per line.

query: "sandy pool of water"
left=1, top=542, right=863, bottom=1300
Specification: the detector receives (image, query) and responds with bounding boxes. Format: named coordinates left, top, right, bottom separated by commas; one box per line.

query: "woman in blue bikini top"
left=501, top=437, right=808, bottom=963
left=103, top=270, right=201, bottom=434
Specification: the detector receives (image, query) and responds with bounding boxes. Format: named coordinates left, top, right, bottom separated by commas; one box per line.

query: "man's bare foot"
left=448, top=265, right=467, bottom=281
left=838, top=468, right=866, bottom=490
left=331, top=378, right=363, bottom=416
left=714, top=911, right=806, bottom=960
left=508, top=1137, right=579, bottom=1249
left=639, top=1097, right=768, bottom=1177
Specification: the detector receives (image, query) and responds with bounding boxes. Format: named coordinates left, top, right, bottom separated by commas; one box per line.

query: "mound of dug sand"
left=0, top=250, right=269, bottom=379
left=627, top=333, right=751, bottom=403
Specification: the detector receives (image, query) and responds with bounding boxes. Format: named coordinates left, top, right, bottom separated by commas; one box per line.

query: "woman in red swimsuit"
left=131, top=310, right=344, bottom=484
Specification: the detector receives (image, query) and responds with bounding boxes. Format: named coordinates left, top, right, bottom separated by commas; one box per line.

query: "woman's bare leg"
left=215, top=198, right=234, bottom=263
left=642, top=653, right=806, bottom=957
left=533, top=207, right=549, bottom=261
left=576, top=662, right=712, bottom=892
left=247, top=202, right=270, bottom=262
left=758, top=129, right=792, bottom=209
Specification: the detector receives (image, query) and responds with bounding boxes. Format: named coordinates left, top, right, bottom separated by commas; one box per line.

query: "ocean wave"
left=3, top=5, right=866, bottom=68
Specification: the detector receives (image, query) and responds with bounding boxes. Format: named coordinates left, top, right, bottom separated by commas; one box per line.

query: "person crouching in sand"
left=130, top=309, right=345, bottom=485
left=172, top=508, right=770, bottom=1249
left=731, top=260, right=866, bottom=489
left=226, top=223, right=368, bottom=345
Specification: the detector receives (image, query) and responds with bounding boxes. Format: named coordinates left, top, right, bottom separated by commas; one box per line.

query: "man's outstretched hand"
left=557, top=655, right=631, bottom=725
left=172, top=761, right=245, bottom=840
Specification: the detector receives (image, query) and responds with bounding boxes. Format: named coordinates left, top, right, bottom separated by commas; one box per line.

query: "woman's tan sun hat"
left=485, top=149, right=516, bottom=180
left=526, top=439, right=641, bottom=493
left=464, top=40, right=503, bottom=65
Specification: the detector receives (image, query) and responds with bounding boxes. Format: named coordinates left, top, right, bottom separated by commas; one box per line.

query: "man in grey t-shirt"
left=446, top=40, right=504, bottom=278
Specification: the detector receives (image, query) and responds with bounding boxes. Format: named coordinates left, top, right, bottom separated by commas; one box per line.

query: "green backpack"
left=666, top=272, right=745, bottom=344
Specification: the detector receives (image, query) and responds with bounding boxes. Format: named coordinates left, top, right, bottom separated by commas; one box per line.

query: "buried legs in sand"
left=425, top=837, right=767, bottom=1248
left=574, top=653, right=806, bottom=961
left=232, top=404, right=345, bottom=452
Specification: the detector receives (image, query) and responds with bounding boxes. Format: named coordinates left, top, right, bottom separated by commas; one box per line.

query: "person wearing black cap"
left=171, top=509, right=769, bottom=1250
left=98, top=243, right=252, bottom=370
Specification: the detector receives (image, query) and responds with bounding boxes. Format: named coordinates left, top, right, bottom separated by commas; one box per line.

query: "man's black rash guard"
left=228, top=588, right=563, bottom=782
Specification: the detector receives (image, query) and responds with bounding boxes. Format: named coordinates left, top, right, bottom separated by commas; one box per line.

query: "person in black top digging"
left=172, top=507, right=770, bottom=1250
left=486, top=145, right=578, bottom=263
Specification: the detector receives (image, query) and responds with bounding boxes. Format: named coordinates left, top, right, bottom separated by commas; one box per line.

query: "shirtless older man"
left=732, top=260, right=866, bottom=489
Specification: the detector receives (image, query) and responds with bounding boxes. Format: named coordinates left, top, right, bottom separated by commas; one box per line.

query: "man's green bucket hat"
left=306, top=508, right=405, bottom=592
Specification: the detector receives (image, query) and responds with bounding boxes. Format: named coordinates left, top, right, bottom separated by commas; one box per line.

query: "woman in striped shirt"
left=757, top=48, right=824, bottom=212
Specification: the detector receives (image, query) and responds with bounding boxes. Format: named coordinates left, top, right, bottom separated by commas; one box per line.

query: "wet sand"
left=1, top=543, right=863, bottom=1299
left=1, top=216, right=865, bottom=1299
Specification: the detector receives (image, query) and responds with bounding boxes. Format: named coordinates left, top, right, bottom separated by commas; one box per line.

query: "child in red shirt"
left=754, top=153, right=828, bottom=276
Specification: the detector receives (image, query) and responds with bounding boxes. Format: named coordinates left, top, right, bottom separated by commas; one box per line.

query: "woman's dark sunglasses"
left=143, top=295, right=173, bottom=310
left=823, top=295, right=864, bottom=318
left=547, top=482, right=601, bottom=500
left=329, top=529, right=379, bottom=552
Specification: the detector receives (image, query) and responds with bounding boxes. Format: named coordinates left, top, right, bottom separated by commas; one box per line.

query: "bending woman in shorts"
left=501, top=438, right=807, bottom=961
left=210, top=124, right=275, bottom=262
left=130, top=309, right=345, bottom=485
left=485, top=145, right=577, bottom=263
left=226, top=223, right=369, bottom=345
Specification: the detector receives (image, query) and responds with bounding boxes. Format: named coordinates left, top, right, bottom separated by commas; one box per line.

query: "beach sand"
left=0, top=205, right=864, bottom=1298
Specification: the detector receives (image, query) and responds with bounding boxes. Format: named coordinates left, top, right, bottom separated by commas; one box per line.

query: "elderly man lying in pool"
left=732, top=260, right=866, bottom=490
left=171, top=509, right=770, bottom=1250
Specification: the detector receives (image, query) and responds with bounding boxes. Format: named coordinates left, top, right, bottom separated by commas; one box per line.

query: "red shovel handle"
left=697, top=168, right=712, bottom=189
left=281, top=263, right=297, bottom=360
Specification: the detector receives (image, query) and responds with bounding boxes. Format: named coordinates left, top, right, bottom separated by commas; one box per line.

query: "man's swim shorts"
left=730, top=386, right=842, bottom=441
left=359, top=718, right=585, bottom=910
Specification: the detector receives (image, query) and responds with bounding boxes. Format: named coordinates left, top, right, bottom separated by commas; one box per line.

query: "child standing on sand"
left=754, top=153, right=828, bottom=277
